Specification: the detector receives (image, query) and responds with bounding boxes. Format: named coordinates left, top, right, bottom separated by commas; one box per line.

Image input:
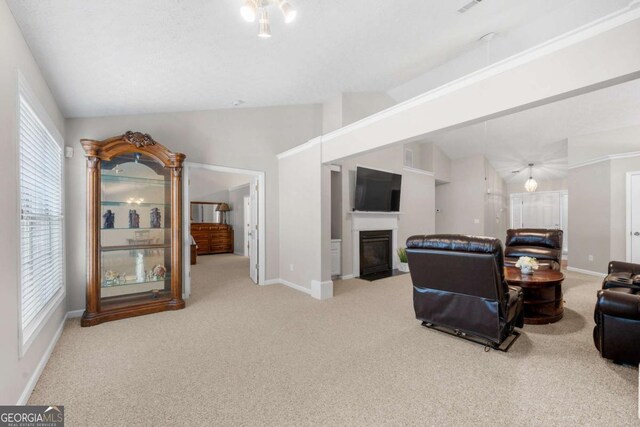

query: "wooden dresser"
left=191, top=223, right=234, bottom=255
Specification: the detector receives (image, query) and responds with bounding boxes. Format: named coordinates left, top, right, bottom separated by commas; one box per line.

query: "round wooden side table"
left=504, top=267, right=565, bottom=325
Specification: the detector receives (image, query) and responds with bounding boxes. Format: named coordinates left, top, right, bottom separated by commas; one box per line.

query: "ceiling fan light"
left=278, top=0, right=297, bottom=23
left=524, top=178, right=538, bottom=192
left=240, top=0, right=257, bottom=22
left=258, top=8, right=271, bottom=38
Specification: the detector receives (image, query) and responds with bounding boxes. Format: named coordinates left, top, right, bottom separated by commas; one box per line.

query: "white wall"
left=568, top=161, right=611, bottom=273
left=435, top=155, right=486, bottom=236
left=0, top=1, right=66, bottom=404
left=278, top=143, right=322, bottom=290
left=65, top=104, right=322, bottom=311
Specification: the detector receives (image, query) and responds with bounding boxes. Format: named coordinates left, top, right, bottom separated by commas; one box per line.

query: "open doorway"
left=182, top=162, right=265, bottom=298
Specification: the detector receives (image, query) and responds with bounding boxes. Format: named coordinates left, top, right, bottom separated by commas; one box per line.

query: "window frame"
left=16, top=73, right=66, bottom=357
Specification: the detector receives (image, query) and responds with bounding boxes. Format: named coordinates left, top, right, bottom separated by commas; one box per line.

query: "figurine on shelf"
left=103, top=210, right=115, bottom=229
left=136, top=252, right=145, bottom=282
left=103, top=270, right=118, bottom=286
left=150, top=207, right=162, bottom=228
left=152, top=264, right=167, bottom=280
left=128, top=209, right=140, bottom=228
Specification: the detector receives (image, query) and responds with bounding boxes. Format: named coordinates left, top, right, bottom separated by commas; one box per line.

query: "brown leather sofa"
left=504, top=228, right=563, bottom=271
left=593, top=261, right=640, bottom=365
left=406, top=234, right=524, bottom=348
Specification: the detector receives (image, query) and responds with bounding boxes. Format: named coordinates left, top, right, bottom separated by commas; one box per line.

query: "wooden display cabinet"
left=80, top=131, right=186, bottom=326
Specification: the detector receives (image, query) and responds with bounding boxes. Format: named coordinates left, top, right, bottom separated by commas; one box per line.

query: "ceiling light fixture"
left=240, top=0, right=257, bottom=22
left=241, top=0, right=296, bottom=38
left=524, top=163, right=538, bottom=192
left=258, top=7, right=271, bottom=38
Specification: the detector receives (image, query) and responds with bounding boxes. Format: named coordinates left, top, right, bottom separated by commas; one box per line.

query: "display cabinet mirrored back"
left=81, top=131, right=185, bottom=326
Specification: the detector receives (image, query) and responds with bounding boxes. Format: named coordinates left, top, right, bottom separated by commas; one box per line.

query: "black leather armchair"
left=593, top=261, right=640, bottom=364
left=406, top=234, right=524, bottom=348
left=504, top=228, right=563, bottom=271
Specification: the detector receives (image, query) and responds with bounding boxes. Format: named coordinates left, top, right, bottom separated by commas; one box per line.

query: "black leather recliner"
left=406, top=234, right=524, bottom=348
left=504, top=228, right=563, bottom=271
left=593, top=261, right=640, bottom=364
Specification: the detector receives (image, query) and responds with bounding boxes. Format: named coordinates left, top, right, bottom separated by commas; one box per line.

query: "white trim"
left=17, top=311, right=68, bottom=405
left=311, top=280, right=333, bottom=300
left=67, top=309, right=84, bottom=319
left=321, top=5, right=640, bottom=144
left=569, top=151, right=640, bottom=170
left=228, top=183, right=250, bottom=193
left=329, top=164, right=341, bottom=172
left=276, top=136, right=322, bottom=160
left=566, top=266, right=607, bottom=278
left=627, top=171, right=640, bottom=262
left=184, top=162, right=266, bottom=287
left=347, top=211, right=403, bottom=216
left=339, top=274, right=354, bottom=280
left=262, top=278, right=312, bottom=295
left=402, top=166, right=434, bottom=176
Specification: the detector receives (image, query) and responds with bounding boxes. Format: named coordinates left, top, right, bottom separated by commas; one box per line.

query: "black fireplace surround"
left=360, top=230, right=393, bottom=277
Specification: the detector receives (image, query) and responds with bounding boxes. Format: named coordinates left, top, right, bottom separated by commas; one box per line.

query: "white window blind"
left=19, top=93, right=64, bottom=345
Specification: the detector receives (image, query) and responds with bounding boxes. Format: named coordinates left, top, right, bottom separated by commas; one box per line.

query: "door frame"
left=625, top=171, right=640, bottom=262
left=182, top=162, right=266, bottom=298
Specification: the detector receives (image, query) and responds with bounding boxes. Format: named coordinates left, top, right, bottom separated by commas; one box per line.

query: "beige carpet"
left=29, top=254, right=638, bottom=426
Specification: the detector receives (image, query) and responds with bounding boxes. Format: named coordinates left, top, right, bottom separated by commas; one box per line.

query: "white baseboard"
left=311, top=280, right=333, bottom=300
left=566, top=266, right=607, bottom=278
left=261, top=278, right=311, bottom=295
left=67, top=309, right=84, bottom=319
left=340, top=274, right=354, bottom=280
left=17, top=312, right=69, bottom=405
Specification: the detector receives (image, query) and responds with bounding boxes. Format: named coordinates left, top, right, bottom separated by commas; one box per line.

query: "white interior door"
left=243, top=196, right=250, bottom=257
left=630, top=173, right=640, bottom=263
left=511, top=196, right=523, bottom=228
left=249, top=178, right=259, bottom=283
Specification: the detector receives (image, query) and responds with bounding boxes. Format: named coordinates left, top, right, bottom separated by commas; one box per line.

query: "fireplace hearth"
left=359, top=230, right=393, bottom=278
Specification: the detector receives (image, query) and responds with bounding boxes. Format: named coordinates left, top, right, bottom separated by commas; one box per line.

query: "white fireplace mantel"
left=349, top=211, right=401, bottom=278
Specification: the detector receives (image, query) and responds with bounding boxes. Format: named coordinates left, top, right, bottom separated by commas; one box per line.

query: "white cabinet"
left=331, top=239, right=341, bottom=277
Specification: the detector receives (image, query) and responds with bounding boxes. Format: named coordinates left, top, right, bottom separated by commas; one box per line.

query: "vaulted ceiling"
left=7, top=0, right=576, bottom=117
left=425, top=78, right=640, bottom=183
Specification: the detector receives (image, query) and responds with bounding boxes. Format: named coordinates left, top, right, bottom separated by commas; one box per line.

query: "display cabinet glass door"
left=100, top=153, right=171, bottom=300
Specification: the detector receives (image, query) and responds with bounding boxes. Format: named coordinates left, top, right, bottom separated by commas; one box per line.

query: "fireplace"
left=359, top=230, right=393, bottom=277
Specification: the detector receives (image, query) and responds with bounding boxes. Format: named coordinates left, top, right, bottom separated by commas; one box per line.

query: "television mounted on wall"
left=354, top=166, right=402, bottom=212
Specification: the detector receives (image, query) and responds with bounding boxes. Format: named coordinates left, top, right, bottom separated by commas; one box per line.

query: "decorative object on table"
left=152, top=264, right=167, bottom=280
left=103, top=270, right=118, bottom=286
left=102, top=209, right=115, bottom=229
left=150, top=207, right=162, bottom=228
left=515, top=256, right=539, bottom=275
left=136, top=252, right=145, bottom=282
left=128, top=209, right=140, bottom=228
left=397, top=247, right=409, bottom=272
left=216, top=203, right=231, bottom=225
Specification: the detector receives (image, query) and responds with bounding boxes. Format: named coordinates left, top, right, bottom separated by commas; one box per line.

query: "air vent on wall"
left=458, top=0, right=483, bottom=14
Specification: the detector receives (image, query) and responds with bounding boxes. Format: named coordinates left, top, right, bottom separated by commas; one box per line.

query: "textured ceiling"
left=425, top=78, right=640, bottom=183
left=7, top=0, right=573, bottom=118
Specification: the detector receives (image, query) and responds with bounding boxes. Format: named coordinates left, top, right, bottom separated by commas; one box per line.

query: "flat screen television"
left=354, top=166, right=402, bottom=212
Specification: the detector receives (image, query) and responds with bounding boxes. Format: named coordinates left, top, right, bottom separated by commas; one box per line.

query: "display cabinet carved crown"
left=80, top=132, right=186, bottom=327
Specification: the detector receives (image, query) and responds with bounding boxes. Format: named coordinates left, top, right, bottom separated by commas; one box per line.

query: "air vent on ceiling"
left=458, top=0, right=483, bottom=14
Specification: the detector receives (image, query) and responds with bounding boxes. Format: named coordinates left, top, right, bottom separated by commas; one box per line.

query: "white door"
left=249, top=178, right=259, bottom=283
left=511, top=196, right=523, bottom=228
left=243, top=196, right=250, bottom=257
left=630, top=173, right=640, bottom=263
